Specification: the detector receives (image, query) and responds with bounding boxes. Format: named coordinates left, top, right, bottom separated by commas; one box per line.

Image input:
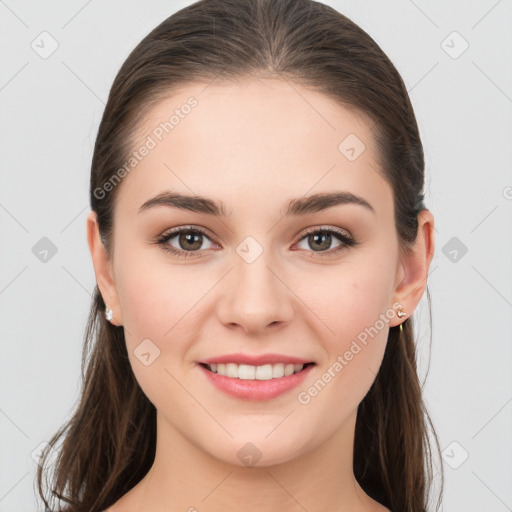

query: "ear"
left=86, top=210, right=123, bottom=326
left=389, top=209, right=435, bottom=327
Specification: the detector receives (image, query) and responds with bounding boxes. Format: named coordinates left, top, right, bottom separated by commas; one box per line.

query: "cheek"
left=303, top=251, right=396, bottom=343
left=292, top=266, right=393, bottom=436
left=115, top=245, right=202, bottom=340
left=297, top=252, right=395, bottom=394
left=114, top=249, right=217, bottom=387
left=115, top=258, right=200, bottom=409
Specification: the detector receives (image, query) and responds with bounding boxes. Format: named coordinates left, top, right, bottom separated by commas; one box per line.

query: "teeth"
left=207, top=362, right=305, bottom=380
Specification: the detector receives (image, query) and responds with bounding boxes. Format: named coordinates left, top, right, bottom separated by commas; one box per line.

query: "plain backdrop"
left=0, top=1, right=511, bottom=510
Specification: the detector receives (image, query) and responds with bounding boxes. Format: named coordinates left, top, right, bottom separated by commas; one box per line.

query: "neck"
left=124, top=409, right=382, bottom=512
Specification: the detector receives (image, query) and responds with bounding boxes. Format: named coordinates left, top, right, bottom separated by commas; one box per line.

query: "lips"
left=198, top=361, right=315, bottom=400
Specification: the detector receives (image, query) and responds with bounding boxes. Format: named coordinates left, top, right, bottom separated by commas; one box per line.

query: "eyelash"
left=154, top=225, right=358, bottom=259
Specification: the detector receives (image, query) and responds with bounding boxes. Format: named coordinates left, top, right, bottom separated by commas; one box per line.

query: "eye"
left=294, top=226, right=357, bottom=257
left=154, top=225, right=358, bottom=259
left=155, top=226, right=219, bottom=258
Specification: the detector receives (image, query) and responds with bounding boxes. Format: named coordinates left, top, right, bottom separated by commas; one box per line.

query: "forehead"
left=114, top=77, right=391, bottom=219
left=135, top=76, right=378, bottom=155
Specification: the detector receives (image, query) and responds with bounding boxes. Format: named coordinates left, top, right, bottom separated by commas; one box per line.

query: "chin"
left=201, top=431, right=310, bottom=469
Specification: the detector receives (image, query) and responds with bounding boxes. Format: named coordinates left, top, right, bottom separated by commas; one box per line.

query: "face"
left=90, top=77, right=412, bottom=467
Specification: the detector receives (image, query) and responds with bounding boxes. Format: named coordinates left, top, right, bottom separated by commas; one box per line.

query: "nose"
left=216, top=249, right=295, bottom=335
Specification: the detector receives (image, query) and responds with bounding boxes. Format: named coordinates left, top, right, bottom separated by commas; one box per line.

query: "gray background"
left=1, top=0, right=511, bottom=510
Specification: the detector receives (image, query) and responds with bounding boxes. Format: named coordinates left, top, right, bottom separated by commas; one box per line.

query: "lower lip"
left=198, top=363, right=315, bottom=400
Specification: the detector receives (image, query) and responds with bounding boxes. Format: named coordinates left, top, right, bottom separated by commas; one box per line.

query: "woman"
left=37, top=0, right=443, bottom=510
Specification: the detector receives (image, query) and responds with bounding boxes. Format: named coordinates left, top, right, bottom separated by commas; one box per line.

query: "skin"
left=87, top=76, right=434, bottom=512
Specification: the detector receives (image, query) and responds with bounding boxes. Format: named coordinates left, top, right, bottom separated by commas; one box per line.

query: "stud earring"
left=105, top=307, right=113, bottom=321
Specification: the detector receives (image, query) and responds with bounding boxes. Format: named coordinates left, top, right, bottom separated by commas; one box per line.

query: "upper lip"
left=199, top=353, right=314, bottom=366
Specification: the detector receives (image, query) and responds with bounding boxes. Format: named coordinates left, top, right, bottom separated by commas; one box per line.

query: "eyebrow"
left=138, top=190, right=375, bottom=217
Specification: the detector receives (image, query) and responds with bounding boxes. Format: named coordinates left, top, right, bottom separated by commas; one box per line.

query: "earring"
left=397, top=308, right=406, bottom=333
left=105, top=307, right=113, bottom=321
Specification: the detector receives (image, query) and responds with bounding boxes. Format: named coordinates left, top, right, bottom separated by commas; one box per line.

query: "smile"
left=204, top=362, right=309, bottom=380
left=198, top=362, right=316, bottom=400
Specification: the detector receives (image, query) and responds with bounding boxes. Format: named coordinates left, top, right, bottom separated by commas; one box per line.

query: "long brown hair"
left=36, top=1, right=444, bottom=510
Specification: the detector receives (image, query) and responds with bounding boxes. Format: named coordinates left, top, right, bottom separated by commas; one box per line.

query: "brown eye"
left=295, top=227, right=356, bottom=257
left=177, top=231, right=204, bottom=251
left=305, top=232, right=334, bottom=251
left=156, top=226, right=218, bottom=258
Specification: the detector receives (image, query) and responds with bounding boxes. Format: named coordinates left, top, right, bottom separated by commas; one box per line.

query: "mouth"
left=199, top=362, right=316, bottom=380
left=197, top=361, right=316, bottom=400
